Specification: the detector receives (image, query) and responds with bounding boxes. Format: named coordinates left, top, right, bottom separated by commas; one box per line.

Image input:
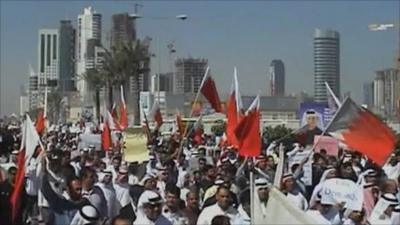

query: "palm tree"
left=102, top=38, right=151, bottom=126
left=82, top=68, right=106, bottom=124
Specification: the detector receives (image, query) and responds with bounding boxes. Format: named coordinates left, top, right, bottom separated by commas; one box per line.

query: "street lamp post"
left=130, top=13, right=188, bottom=99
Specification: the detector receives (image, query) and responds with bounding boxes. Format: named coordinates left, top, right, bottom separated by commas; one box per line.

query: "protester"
left=197, top=186, right=238, bottom=225
left=0, top=109, right=399, bottom=225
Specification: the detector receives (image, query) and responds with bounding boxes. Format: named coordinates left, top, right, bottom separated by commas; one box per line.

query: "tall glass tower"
left=314, top=28, right=340, bottom=103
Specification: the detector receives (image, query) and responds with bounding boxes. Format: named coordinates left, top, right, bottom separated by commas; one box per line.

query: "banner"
left=321, top=178, right=363, bottom=210
left=78, top=134, right=101, bottom=150
left=124, top=134, right=149, bottom=163
left=313, top=135, right=339, bottom=156
left=299, top=102, right=332, bottom=128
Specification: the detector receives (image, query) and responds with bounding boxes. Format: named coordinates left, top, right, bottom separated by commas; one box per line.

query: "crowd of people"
left=0, top=117, right=399, bottom=225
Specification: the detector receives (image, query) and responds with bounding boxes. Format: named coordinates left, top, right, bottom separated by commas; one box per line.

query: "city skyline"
left=1, top=1, right=399, bottom=116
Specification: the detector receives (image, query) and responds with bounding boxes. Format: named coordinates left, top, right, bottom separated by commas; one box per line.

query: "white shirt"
left=233, top=205, right=251, bottom=225
left=114, top=182, right=130, bottom=208
left=306, top=210, right=332, bottom=225
left=25, top=159, right=39, bottom=196
left=96, top=182, right=120, bottom=219
left=134, top=215, right=156, bottom=225
left=157, top=180, right=166, bottom=199
left=162, top=207, right=188, bottom=225
left=286, top=192, right=308, bottom=211
left=196, top=203, right=238, bottom=225
left=128, top=174, right=139, bottom=185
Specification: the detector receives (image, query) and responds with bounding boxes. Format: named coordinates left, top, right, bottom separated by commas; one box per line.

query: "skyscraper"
left=363, top=81, right=374, bottom=108
left=314, top=28, right=340, bottom=103
left=174, top=58, right=208, bottom=94
left=373, top=69, right=399, bottom=119
left=37, top=29, right=59, bottom=88
left=269, top=59, right=285, bottom=96
left=28, top=64, right=39, bottom=110
left=110, top=13, right=136, bottom=47
left=76, top=6, right=102, bottom=103
left=59, top=20, right=76, bottom=92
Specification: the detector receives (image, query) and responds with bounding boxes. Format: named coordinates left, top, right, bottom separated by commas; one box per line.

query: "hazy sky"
left=0, top=0, right=399, bottom=116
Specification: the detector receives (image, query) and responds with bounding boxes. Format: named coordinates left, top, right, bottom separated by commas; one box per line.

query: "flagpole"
left=44, top=86, right=48, bottom=118
left=325, top=82, right=341, bottom=107
left=175, top=66, right=210, bottom=159
left=250, top=157, right=255, bottom=225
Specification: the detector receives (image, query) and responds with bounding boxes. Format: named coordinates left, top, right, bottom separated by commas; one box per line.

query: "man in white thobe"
left=197, top=186, right=238, bottom=225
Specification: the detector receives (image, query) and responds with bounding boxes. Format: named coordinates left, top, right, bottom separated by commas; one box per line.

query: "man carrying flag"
left=9, top=115, right=43, bottom=225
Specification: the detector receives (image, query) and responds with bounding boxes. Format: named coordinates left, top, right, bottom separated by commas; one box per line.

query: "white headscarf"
left=369, top=193, right=398, bottom=223
left=70, top=204, right=99, bottom=225
left=309, top=168, right=336, bottom=208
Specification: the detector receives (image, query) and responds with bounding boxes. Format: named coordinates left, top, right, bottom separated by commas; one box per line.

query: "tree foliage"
left=211, top=120, right=226, bottom=137
left=262, top=125, right=294, bottom=143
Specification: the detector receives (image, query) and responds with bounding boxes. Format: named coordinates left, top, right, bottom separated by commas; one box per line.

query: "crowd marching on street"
left=0, top=69, right=399, bottom=225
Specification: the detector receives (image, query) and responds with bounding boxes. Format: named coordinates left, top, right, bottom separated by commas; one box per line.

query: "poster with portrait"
left=298, top=102, right=330, bottom=129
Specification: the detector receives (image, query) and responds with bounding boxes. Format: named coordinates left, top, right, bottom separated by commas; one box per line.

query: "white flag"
left=260, top=188, right=319, bottom=225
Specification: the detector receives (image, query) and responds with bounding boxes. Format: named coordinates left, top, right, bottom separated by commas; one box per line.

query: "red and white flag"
left=111, top=103, right=118, bottom=119
left=35, top=108, right=46, bottom=135
left=11, top=115, right=42, bottom=223
left=101, top=113, right=112, bottom=151
left=326, top=97, right=396, bottom=166
left=226, top=67, right=243, bottom=148
left=234, top=95, right=261, bottom=157
left=199, top=66, right=223, bottom=113
left=119, top=85, right=128, bottom=130
left=150, top=101, right=163, bottom=128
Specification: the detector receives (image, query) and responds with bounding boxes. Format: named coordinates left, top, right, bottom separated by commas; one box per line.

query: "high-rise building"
left=314, top=28, right=340, bottom=103
left=269, top=59, right=285, bottom=96
left=59, top=20, right=76, bottom=92
left=151, top=73, right=173, bottom=93
left=29, top=64, right=38, bottom=92
left=76, top=6, right=102, bottom=103
left=363, top=82, right=374, bottom=109
left=110, top=13, right=136, bottom=47
left=28, top=65, right=39, bottom=110
left=174, top=58, right=208, bottom=94
left=38, top=29, right=59, bottom=88
left=373, top=68, right=399, bottom=119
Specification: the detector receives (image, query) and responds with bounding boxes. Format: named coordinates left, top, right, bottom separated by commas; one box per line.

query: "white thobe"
left=96, top=183, right=121, bottom=219
left=306, top=210, right=332, bottom=225
left=286, top=192, right=308, bottom=210
left=196, top=203, right=238, bottom=225
left=114, top=183, right=130, bottom=208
